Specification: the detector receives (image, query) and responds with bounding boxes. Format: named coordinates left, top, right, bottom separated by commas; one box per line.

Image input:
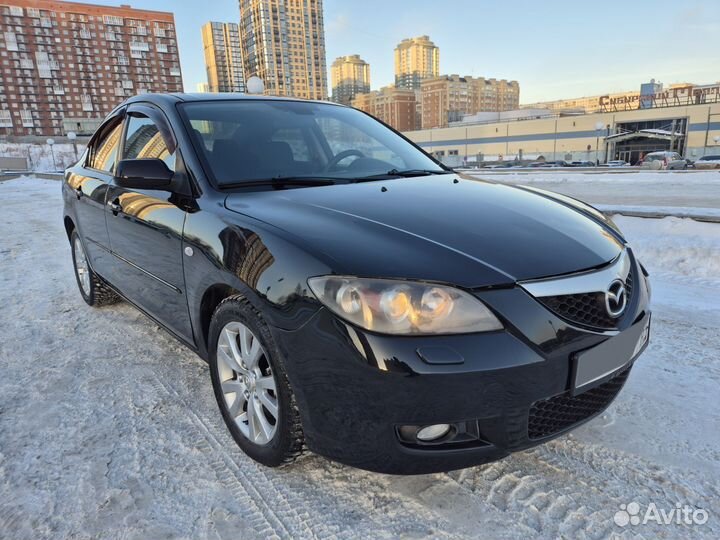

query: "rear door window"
left=88, top=117, right=124, bottom=173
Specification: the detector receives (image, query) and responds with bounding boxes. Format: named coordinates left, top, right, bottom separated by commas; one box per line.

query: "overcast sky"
left=90, top=0, right=719, bottom=102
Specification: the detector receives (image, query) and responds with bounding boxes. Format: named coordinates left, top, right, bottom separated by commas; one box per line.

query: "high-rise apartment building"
left=202, top=22, right=245, bottom=92
left=351, top=86, right=417, bottom=132
left=238, top=0, right=327, bottom=100
left=330, top=54, right=370, bottom=105
left=421, top=75, right=520, bottom=129
left=394, top=35, right=439, bottom=90
left=0, top=0, right=182, bottom=136
left=201, top=22, right=244, bottom=93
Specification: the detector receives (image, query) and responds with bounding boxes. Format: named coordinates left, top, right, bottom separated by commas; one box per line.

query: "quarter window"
left=122, top=113, right=176, bottom=171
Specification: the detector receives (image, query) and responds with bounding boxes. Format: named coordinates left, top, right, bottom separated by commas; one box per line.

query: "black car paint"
left=63, top=94, right=648, bottom=474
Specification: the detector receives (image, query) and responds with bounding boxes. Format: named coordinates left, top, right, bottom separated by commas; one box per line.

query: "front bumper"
left=273, top=256, right=651, bottom=475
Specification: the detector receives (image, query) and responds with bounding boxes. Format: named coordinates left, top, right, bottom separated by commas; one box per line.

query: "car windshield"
left=178, top=100, right=446, bottom=187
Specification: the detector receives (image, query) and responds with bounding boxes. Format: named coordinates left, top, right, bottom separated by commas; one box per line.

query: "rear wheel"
left=70, top=230, right=120, bottom=307
left=209, top=296, right=304, bottom=467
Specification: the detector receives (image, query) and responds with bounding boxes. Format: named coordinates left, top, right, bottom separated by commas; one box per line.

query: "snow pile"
left=473, top=170, right=720, bottom=186
left=597, top=204, right=720, bottom=219
left=613, top=215, right=720, bottom=282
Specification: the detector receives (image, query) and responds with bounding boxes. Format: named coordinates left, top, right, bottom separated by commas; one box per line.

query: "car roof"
left=123, top=92, right=343, bottom=107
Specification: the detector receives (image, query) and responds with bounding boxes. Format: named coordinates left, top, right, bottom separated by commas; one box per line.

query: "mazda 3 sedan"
left=63, top=94, right=651, bottom=474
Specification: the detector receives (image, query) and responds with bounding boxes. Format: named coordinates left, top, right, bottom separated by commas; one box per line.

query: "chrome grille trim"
left=519, top=250, right=631, bottom=298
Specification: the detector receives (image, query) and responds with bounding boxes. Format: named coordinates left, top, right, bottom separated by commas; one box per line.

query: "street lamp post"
left=594, top=122, right=604, bottom=166
left=46, top=138, right=56, bottom=172
left=67, top=131, right=78, bottom=162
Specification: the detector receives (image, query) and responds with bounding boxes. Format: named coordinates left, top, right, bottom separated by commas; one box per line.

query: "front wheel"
left=70, top=230, right=120, bottom=307
left=209, top=296, right=304, bottom=467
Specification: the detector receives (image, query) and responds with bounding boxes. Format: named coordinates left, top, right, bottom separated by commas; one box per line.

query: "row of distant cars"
left=481, top=152, right=720, bottom=170
left=640, top=151, right=720, bottom=170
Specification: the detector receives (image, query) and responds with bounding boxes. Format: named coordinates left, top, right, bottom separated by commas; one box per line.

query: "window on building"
left=4, top=32, right=19, bottom=52
left=0, top=109, right=12, bottom=127
left=81, top=94, right=93, bottom=112
left=103, top=15, right=124, bottom=26
left=19, top=109, right=33, bottom=127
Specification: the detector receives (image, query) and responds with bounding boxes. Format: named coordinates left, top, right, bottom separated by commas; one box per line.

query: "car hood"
left=224, top=175, right=624, bottom=288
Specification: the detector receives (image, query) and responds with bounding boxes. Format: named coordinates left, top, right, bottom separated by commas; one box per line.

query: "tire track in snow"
left=449, top=438, right=719, bottom=539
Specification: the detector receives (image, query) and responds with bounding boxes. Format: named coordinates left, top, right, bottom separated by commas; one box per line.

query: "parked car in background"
left=63, top=93, right=651, bottom=474
left=570, top=161, right=596, bottom=167
left=607, top=160, right=628, bottom=167
left=693, top=155, right=720, bottom=169
left=541, top=160, right=570, bottom=168
left=640, top=151, right=688, bottom=170
left=483, top=163, right=514, bottom=169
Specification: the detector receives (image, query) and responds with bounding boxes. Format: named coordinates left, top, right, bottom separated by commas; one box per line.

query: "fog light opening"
left=416, top=423, right=451, bottom=442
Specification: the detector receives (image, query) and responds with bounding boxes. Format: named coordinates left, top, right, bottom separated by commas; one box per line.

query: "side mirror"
left=116, top=158, right=173, bottom=190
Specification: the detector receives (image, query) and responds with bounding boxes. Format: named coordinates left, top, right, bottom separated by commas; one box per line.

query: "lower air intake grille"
left=528, top=366, right=631, bottom=440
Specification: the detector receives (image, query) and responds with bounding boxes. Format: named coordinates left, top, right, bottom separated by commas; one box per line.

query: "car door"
left=105, top=104, right=193, bottom=342
left=66, top=111, right=125, bottom=277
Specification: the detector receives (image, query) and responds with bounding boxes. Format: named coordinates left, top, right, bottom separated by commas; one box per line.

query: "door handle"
left=75, top=186, right=83, bottom=199
left=108, top=199, right=122, bottom=215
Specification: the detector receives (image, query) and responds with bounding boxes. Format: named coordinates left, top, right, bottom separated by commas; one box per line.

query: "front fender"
left=182, top=205, right=327, bottom=357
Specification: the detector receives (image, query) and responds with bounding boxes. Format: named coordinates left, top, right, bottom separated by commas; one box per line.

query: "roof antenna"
left=246, top=76, right=265, bottom=95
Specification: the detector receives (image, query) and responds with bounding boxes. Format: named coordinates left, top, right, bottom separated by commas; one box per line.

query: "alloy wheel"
left=73, top=236, right=91, bottom=296
left=216, top=321, right=279, bottom=445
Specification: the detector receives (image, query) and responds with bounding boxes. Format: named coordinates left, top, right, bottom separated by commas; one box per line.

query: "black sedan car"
left=63, top=94, right=651, bottom=474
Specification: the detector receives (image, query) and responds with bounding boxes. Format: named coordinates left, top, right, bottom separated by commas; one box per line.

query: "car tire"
left=208, top=295, right=305, bottom=467
left=70, top=230, right=121, bottom=307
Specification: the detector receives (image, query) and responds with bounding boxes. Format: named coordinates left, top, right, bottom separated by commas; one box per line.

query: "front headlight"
left=308, top=276, right=503, bottom=335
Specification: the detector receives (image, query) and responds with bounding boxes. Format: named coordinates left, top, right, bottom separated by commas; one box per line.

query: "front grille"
left=538, top=268, right=635, bottom=330
left=528, top=366, right=631, bottom=440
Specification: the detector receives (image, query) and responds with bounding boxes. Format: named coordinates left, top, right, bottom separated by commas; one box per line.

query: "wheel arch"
left=198, top=283, right=242, bottom=355
left=64, top=215, right=76, bottom=242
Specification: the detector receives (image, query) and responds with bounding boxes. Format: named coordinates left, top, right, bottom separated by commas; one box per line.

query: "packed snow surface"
left=468, top=169, right=720, bottom=210
left=0, top=177, right=718, bottom=539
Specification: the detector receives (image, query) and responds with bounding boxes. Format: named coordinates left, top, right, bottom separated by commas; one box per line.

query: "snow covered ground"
left=467, top=170, right=720, bottom=212
left=1, top=177, right=718, bottom=539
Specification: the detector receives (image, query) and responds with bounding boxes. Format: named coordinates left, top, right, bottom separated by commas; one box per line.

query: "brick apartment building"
left=0, top=0, right=182, bottom=137
left=421, top=75, right=520, bottom=129
left=351, top=86, right=417, bottom=132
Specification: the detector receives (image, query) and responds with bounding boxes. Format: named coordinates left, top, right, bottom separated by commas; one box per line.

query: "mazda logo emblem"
left=605, top=279, right=627, bottom=318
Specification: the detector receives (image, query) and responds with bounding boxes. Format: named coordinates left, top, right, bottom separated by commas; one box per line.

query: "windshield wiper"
left=351, top=169, right=452, bottom=182
left=219, top=176, right=343, bottom=190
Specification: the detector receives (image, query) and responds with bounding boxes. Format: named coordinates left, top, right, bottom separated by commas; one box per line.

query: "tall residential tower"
left=202, top=22, right=245, bottom=93
left=330, top=54, right=370, bottom=105
left=0, top=0, right=182, bottom=136
left=394, top=35, right=439, bottom=90
left=238, top=0, right=327, bottom=100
